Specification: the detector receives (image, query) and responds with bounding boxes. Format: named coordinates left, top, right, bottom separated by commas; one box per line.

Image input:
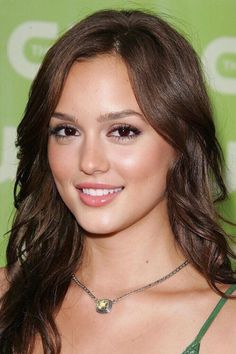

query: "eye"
left=49, top=124, right=80, bottom=139
left=108, top=124, right=141, bottom=142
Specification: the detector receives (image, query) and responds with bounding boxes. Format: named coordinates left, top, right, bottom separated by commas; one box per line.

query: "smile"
left=82, top=188, right=122, bottom=196
left=76, top=184, right=124, bottom=207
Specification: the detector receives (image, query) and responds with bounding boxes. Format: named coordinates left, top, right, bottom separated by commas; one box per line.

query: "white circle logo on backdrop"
left=226, top=141, right=236, bottom=193
left=202, top=37, right=236, bottom=95
left=0, top=127, right=17, bottom=183
left=7, top=21, right=58, bottom=80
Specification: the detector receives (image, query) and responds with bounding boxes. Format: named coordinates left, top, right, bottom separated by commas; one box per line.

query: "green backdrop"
left=0, top=0, right=236, bottom=265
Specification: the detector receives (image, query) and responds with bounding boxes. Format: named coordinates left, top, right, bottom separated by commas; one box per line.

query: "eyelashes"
left=49, top=125, right=79, bottom=138
left=49, top=123, right=141, bottom=142
left=108, top=124, right=141, bottom=141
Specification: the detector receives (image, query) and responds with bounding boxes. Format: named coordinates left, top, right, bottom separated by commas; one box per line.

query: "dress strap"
left=194, top=284, right=236, bottom=343
left=182, top=284, right=236, bottom=354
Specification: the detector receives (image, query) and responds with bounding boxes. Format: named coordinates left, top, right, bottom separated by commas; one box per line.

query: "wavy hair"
left=0, top=9, right=235, bottom=353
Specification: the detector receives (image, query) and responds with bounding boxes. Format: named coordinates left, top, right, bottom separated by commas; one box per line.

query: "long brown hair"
left=0, top=9, right=235, bottom=353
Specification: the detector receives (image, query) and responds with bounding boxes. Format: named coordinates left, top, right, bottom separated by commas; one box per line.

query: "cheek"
left=113, top=141, right=174, bottom=183
left=47, top=142, right=76, bottom=183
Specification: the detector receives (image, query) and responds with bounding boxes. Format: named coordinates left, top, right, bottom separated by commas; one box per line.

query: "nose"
left=79, top=136, right=110, bottom=175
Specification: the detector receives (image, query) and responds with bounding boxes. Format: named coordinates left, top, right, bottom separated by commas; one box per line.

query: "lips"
left=76, top=183, right=124, bottom=207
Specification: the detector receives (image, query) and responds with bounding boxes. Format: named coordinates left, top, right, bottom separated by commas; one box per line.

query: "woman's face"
left=48, top=55, right=175, bottom=234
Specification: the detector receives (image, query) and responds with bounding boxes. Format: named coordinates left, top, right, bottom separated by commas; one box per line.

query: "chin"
left=75, top=216, right=119, bottom=236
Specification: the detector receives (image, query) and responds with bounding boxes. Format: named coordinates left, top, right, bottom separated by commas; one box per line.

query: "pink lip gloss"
left=78, top=190, right=122, bottom=207
left=76, top=183, right=124, bottom=207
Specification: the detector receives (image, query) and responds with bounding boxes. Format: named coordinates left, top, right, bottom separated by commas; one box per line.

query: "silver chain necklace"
left=72, top=259, right=189, bottom=314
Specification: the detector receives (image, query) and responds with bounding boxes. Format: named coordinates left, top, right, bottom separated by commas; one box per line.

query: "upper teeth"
left=82, top=188, right=122, bottom=196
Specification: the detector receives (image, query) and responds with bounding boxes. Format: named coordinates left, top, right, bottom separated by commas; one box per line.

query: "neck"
left=76, top=205, right=185, bottom=297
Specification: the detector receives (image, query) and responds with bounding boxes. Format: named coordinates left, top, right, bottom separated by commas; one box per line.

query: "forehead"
left=66, top=54, right=131, bottom=91
left=55, top=54, right=141, bottom=117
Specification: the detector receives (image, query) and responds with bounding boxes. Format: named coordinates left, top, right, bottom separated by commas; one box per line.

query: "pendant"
left=96, top=299, right=113, bottom=314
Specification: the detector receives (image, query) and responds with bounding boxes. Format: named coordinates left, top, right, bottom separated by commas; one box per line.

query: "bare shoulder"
left=222, top=283, right=236, bottom=315
left=0, top=267, right=9, bottom=297
left=202, top=284, right=236, bottom=353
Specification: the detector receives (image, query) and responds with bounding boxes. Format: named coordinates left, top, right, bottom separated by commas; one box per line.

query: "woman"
left=0, top=9, right=235, bottom=354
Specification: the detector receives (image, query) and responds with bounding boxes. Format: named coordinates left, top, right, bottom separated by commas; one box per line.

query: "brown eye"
left=49, top=124, right=80, bottom=139
left=108, top=124, right=141, bottom=141
left=64, top=127, right=77, bottom=136
left=117, top=126, right=134, bottom=137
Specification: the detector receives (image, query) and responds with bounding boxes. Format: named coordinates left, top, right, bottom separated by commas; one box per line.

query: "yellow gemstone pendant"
left=96, top=299, right=113, bottom=314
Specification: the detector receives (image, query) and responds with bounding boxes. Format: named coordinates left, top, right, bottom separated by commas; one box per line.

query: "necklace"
left=72, top=259, right=189, bottom=314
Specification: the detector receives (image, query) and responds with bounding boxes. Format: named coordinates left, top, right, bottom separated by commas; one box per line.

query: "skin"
left=48, top=54, right=183, bottom=289
left=47, top=55, right=236, bottom=354
left=1, top=54, right=235, bottom=353
left=48, top=55, right=175, bottom=237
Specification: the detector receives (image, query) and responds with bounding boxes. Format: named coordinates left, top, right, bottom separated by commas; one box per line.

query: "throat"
left=77, top=226, right=185, bottom=296
left=72, top=259, right=189, bottom=315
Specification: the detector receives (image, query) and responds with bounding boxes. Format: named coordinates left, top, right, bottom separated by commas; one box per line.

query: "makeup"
left=48, top=56, right=175, bottom=234
left=76, top=183, right=124, bottom=207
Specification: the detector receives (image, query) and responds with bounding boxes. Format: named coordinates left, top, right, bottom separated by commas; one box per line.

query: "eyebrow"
left=51, top=109, right=144, bottom=123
